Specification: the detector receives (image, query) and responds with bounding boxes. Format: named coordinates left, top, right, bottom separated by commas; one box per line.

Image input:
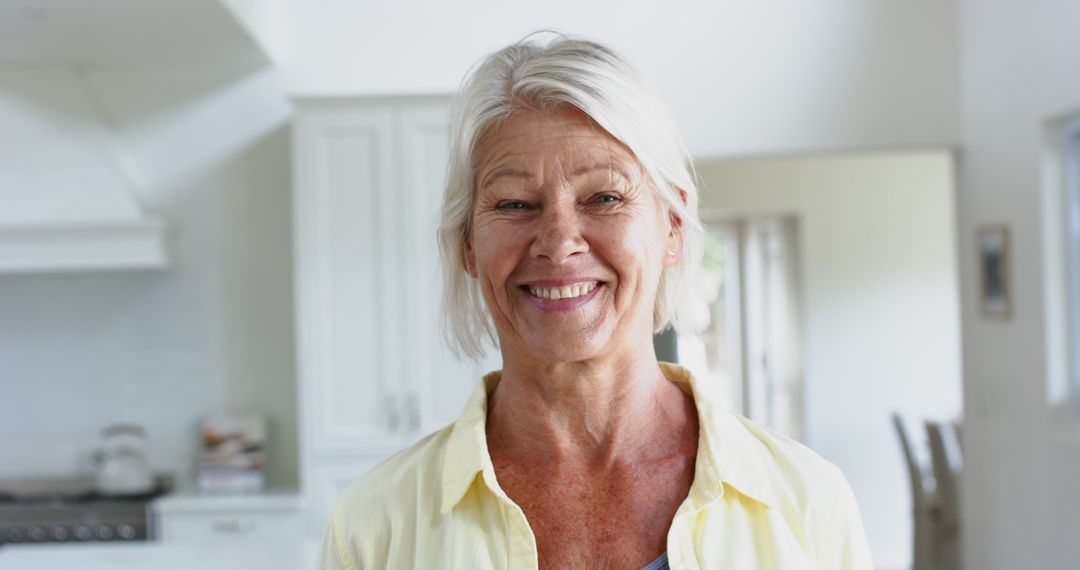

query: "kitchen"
left=2, top=1, right=1079, bottom=569
left=0, top=0, right=313, bottom=566
left=0, top=1, right=498, bottom=566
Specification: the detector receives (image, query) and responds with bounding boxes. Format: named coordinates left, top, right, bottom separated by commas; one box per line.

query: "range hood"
left=0, top=67, right=168, bottom=274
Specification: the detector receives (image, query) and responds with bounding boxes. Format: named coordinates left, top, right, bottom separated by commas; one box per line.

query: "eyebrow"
left=572, top=163, right=633, bottom=179
left=479, top=162, right=634, bottom=191
left=480, top=167, right=533, bottom=191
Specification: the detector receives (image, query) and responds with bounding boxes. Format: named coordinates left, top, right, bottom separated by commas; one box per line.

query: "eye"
left=496, top=200, right=528, bottom=210
left=591, top=193, right=622, bottom=205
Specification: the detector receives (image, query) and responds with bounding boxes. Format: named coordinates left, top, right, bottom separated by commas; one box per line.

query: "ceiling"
left=0, top=0, right=266, bottom=67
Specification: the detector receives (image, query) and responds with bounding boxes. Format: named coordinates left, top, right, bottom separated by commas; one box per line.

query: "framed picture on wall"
left=978, top=224, right=1012, bottom=319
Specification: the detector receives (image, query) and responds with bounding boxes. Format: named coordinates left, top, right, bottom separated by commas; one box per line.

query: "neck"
left=486, top=336, right=692, bottom=468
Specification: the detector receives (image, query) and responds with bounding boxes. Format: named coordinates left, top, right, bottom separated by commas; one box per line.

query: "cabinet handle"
left=407, top=392, right=420, bottom=432
left=212, top=518, right=256, bottom=534
left=385, top=393, right=401, bottom=432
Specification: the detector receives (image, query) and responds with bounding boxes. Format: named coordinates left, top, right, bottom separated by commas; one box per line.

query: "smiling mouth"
left=524, top=281, right=600, bottom=300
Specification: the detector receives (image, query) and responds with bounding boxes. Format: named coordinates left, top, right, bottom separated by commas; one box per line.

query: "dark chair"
left=925, top=420, right=963, bottom=570
left=891, top=413, right=937, bottom=570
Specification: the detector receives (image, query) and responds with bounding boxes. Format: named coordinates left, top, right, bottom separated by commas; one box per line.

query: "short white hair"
left=438, top=32, right=704, bottom=360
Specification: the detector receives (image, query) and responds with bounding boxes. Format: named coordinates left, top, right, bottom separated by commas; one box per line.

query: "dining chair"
left=925, top=420, right=963, bottom=570
left=891, top=413, right=937, bottom=570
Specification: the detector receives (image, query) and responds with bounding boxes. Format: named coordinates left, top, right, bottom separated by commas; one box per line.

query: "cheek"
left=593, top=218, right=663, bottom=271
left=472, top=224, right=527, bottom=281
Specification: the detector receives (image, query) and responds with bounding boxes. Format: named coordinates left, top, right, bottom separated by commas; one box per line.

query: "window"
left=678, top=216, right=805, bottom=440
left=1067, top=119, right=1080, bottom=408
left=1045, top=113, right=1080, bottom=420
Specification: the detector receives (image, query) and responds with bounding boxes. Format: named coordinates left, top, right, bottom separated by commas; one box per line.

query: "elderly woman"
left=319, top=34, right=873, bottom=570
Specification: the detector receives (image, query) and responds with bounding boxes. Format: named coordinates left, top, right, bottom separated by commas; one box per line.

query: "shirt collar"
left=658, top=362, right=777, bottom=510
left=440, top=370, right=501, bottom=514
left=440, top=363, right=776, bottom=515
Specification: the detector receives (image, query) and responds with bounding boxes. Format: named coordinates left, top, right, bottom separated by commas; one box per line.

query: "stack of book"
left=197, top=414, right=267, bottom=494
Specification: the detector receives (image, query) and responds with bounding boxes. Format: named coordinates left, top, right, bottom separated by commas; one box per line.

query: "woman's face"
left=467, top=107, right=681, bottom=364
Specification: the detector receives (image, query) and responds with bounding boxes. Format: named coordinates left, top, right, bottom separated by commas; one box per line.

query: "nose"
left=529, top=200, right=588, bottom=263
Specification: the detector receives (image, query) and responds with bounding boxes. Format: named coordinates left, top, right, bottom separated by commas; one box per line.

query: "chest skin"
left=490, top=446, right=697, bottom=570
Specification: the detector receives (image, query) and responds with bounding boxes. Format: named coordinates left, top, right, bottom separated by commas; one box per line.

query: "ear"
left=464, top=241, right=478, bottom=278
left=663, top=187, right=687, bottom=268
left=663, top=220, right=683, bottom=268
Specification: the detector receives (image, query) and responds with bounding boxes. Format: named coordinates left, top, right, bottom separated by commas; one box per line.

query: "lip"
left=519, top=281, right=604, bottom=312
left=518, top=278, right=605, bottom=288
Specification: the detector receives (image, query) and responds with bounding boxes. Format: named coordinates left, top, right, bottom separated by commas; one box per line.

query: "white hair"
left=438, top=32, right=705, bottom=360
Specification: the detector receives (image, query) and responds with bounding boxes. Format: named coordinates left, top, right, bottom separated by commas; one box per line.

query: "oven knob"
left=96, top=526, right=114, bottom=540
left=117, top=524, right=136, bottom=540
left=73, top=525, right=92, bottom=540
left=27, top=526, right=47, bottom=542
left=51, top=526, right=70, bottom=541
left=7, top=528, right=25, bottom=543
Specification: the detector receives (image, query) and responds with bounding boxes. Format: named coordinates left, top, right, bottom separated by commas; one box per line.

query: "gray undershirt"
left=639, top=552, right=669, bottom=570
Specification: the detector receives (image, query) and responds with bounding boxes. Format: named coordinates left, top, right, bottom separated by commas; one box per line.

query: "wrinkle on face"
left=466, top=106, right=675, bottom=366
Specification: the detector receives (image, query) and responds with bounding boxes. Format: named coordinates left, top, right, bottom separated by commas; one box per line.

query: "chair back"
left=925, top=420, right=963, bottom=570
left=925, top=421, right=962, bottom=533
left=891, top=413, right=926, bottom=503
left=892, top=412, right=935, bottom=570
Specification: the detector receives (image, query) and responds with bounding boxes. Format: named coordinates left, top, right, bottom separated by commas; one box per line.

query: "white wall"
left=0, top=0, right=974, bottom=539
left=695, top=152, right=963, bottom=570
left=0, top=69, right=142, bottom=224
left=958, top=0, right=1080, bottom=567
left=0, top=63, right=298, bottom=488
left=223, top=0, right=960, bottom=157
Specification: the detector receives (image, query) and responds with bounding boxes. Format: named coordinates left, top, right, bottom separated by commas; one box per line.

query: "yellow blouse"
left=317, top=363, right=874, bottom=569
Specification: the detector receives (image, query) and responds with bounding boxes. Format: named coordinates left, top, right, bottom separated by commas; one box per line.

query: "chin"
left=531, top=344, right=600, bottom=364
left=519, top=328, right=611, bottom=364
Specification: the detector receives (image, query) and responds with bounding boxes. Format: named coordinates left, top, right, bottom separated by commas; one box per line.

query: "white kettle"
left=94, top=423, right=155, bottom=496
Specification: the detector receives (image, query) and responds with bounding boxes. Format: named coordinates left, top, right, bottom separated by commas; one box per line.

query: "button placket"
left=506, top=503, right=539, bottom=570
left=483, top=466, right=539, bottom=570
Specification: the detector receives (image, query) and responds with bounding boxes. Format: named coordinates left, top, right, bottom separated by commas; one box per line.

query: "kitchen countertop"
left=152, top=490, right=304, bottom=513
left=0, top=540, right=320, bottom=570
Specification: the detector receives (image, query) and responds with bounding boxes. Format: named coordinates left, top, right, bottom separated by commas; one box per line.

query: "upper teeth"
left=528, top=282, right=597, bottom=300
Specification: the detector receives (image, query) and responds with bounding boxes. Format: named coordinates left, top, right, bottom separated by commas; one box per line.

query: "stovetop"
left=0, top=488, right=164, bottom=505
left=0, top=475, right=171, bottom=545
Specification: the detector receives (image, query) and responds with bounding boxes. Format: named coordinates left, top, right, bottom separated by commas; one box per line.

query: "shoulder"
left=334, top=425, right=452, bottom=516
left=323, top=426, right=455, bottom=566
left=669, top=361, right=858, bottom=519
left=729, top=413, right=851, bottom=506
left=723, top=413, right=872, bottom=567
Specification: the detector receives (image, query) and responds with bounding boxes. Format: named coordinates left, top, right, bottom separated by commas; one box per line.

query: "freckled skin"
left=468, top=107, right=698, bottom=569
left=489, top=436, right=698, bottom=569
left=468, top=109, right=667, bottom=364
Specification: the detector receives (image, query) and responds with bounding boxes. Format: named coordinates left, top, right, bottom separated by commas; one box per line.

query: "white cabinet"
left=151, top=493, right=304, bottom=544
left=292, top=97, right=497, bottom=537
left=293, top=103, right=404, bottom=454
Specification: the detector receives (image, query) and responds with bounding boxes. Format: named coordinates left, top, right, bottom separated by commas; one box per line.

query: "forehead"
left=473, top=107, right=641, bottom=184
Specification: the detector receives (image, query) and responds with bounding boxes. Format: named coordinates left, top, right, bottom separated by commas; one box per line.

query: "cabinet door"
left=294, top=105, right=409, bottom=452
left=158, top=510, right=304, bottom=543
left=397, top=105, right=496, bottom=437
